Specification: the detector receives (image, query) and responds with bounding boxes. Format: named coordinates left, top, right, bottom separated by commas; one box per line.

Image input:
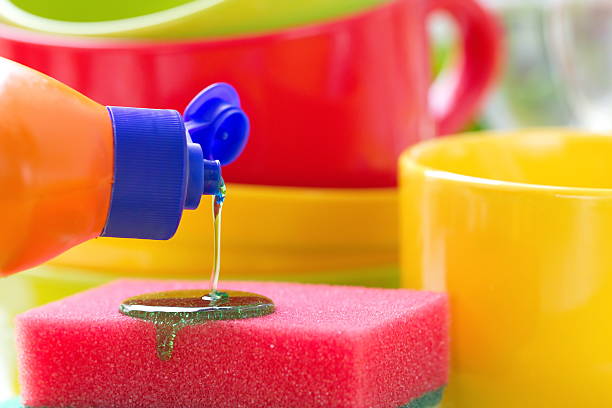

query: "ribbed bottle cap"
left=102, top=107, right=187, bottom=240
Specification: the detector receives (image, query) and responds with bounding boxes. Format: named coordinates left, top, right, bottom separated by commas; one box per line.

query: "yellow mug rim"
left=401, top=128, right=612, bottom=196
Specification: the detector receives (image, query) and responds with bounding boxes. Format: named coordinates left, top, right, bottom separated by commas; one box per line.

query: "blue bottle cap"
left=102, top=83, right=249, bottom=240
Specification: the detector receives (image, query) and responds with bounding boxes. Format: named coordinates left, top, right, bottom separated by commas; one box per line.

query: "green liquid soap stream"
left=209, top=181, right=226, bottom=296
left=119, top=180, right=275, bottom=361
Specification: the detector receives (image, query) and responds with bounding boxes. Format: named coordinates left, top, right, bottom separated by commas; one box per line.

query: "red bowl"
left=0, top=0, right=501, bottom=187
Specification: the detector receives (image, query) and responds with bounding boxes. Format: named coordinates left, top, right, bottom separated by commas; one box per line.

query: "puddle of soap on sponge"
left=120, top=289, right=274, bottom=361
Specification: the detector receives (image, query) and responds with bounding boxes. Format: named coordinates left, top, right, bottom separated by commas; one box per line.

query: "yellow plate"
left=50, top=184, right=399, bottom=286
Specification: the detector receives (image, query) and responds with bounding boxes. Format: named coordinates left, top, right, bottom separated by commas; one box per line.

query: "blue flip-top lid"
left=101, top=83, right=249, bottom=240
left=184, top=83, right=249, bottom=166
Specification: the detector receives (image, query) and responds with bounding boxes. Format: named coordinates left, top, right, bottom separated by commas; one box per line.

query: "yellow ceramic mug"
left=400, top=129, right=612, bottom=407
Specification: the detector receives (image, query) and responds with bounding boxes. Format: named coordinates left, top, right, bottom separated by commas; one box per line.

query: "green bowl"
left=0, top=0, right=389, bottom=39
left=2, top=388, right=443, bottom=407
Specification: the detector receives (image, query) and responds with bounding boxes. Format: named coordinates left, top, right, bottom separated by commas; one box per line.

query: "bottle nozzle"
left=184, top=142, right=222, bottom=210
left=202, top=159, right=222, bottom=196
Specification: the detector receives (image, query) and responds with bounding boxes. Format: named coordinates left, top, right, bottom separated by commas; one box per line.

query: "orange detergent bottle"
left=0, top=57, right=249, bottom=276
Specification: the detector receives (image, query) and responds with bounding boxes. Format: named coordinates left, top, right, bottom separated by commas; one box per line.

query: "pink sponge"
left=16, top=280, right=448, bottom=408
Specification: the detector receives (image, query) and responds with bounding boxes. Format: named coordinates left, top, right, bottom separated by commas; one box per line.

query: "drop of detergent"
left=119, top=179, right=275, bottom=361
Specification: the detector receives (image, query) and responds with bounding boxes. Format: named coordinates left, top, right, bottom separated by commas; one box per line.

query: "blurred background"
left=0, top=0, right=610, bottom=404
